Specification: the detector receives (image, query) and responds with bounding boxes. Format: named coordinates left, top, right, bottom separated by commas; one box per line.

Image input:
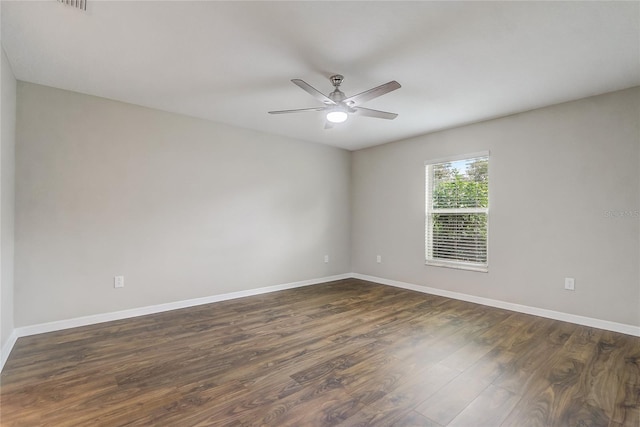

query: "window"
left=425, top=152, right=489, bottom=272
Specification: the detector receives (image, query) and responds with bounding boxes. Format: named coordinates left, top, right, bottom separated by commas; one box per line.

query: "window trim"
left=425, top=151, right=490, bottom=273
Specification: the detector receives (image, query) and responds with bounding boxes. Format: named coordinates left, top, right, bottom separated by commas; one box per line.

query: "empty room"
left=1, top=1, right=639, bottom=426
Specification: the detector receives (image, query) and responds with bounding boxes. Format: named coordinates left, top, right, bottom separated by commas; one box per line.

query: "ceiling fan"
left=269, top=75, right=401, bottom=127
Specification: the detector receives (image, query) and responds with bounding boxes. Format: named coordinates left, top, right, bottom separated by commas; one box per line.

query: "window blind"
left=425, top=154, right=489, bottom=271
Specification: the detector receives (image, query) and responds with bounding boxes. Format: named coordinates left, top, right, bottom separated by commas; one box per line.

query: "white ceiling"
left=2, top=1, right=639, bottom=151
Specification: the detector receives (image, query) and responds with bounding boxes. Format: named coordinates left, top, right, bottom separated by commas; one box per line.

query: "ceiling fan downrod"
left=328, top=75, right=346, bottom=103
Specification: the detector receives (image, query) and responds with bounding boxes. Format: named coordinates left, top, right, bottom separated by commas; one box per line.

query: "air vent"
left=57, top=0, right=87, bottom=11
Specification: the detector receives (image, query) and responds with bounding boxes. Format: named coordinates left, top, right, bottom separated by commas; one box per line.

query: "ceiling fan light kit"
left=326, top=108, right=348, bottom=123
left=269, top=74, right=401, bottom=127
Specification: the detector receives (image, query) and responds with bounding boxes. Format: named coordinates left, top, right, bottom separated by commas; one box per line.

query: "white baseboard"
left=0, top=329, right=18, bottom=372
left=3, top=271, right=638, bottom=373
left=0, top=273, right=351, bottom=372
left=352, top=273, right=640, bottom=337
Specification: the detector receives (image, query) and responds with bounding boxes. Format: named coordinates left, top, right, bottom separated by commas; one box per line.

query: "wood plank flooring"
left=1, top=278, right=639, bottom=426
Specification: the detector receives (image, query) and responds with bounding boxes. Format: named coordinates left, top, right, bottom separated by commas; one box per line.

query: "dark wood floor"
left=1, top=279, right=639, bottom=426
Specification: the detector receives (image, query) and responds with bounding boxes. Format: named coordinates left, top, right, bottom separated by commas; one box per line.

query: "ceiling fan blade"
left=343, top=81, right=401, bottom=106
left=324, top=121, right=334, bottom=130
left=352, top=107, right=398, bottom=120
left=291, top=79, right=336, bottom=105
left=268, top=107, right=326, bottom=114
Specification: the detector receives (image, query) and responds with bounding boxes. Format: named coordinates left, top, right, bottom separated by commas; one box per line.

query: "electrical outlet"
left=114, top=275, right=124, bottom=288
left=564, top=277, right=575, bottom=291
left=376, top=255, right=382, bottom=263
left=324, top=255, right=329, bottom=263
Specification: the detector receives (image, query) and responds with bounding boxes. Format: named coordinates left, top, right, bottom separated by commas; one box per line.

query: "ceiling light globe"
left=326, top=110, right=348, bottom=123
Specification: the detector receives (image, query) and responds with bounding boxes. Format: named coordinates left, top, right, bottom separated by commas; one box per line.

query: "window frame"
left=425, top=151, right=490, bottom=272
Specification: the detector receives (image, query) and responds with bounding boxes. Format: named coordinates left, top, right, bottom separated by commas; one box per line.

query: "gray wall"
left=15, top=82, right=351, bottom=327
left=11, top=81, right=640, bottom=330
left=352, top=87, right=640, bottom=327
left=1, top=47, right=16, bottom=351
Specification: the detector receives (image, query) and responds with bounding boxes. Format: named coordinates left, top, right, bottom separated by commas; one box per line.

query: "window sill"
left=425, top=260, right=488, bottom=273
